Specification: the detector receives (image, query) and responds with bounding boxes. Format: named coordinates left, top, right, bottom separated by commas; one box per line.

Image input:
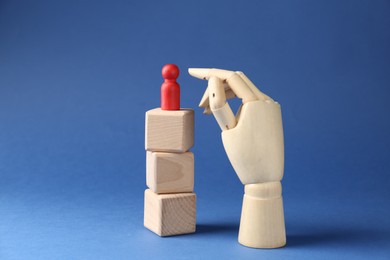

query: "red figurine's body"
left=161, top=64, right=180, bottom=110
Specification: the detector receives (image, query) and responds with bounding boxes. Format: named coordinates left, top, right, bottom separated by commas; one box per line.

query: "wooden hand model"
left=188, top=68, right=286, bottom=248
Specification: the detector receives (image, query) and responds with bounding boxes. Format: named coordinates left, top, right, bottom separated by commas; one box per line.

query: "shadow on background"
left=287, top=227, right=390, bottom=249
left=196, top=223, right=239, bottom=235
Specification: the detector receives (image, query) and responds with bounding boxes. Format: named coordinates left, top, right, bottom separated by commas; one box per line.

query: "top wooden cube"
left=145, top=108, right=194, bottom=152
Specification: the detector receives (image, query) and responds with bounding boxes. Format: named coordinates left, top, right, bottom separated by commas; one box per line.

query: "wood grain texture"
left=144, top=189, right=196, bottom=236
left=145, top=108, right=194, bottom=153
left=238, top=182, right=286, bottom=248
left=146, top=151, right=194, bottom=194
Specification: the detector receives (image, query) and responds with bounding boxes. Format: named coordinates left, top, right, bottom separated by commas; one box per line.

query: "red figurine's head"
left=162, top=64, right=179, bottom=81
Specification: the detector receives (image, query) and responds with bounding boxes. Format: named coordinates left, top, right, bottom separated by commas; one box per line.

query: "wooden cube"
left=145, top=108, right=194, bottom=152
left=144, top=189, right=196, bottom=236
left=146, top=151, right=194, bottom=194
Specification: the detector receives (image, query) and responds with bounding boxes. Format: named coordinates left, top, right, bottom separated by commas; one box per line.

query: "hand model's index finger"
left=188, top=68, right=258, bottom=104
left=199, top=82, right=231, bottom=108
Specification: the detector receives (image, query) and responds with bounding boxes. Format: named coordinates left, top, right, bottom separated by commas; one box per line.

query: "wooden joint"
left=244, top=181, right=282, bottom=200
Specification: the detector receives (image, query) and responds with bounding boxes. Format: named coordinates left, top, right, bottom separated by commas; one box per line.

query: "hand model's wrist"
left=244, top=182, right=282, bottom=200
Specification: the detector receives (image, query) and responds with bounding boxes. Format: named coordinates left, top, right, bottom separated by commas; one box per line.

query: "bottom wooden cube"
left=144, top=189, right=196, bottom=236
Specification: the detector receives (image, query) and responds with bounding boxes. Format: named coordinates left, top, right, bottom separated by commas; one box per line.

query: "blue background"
left=1, top=0, right=389, bottom=259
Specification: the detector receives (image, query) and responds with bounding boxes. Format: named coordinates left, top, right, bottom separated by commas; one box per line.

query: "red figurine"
left=161, top=64, right=180, bottom=110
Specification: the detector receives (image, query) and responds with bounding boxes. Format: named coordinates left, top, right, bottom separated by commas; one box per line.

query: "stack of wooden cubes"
left=144, top=108, right=196, bottom=236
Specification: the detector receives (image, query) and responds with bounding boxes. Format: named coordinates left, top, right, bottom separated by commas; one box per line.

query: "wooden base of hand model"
left=240, top=182, right=285, bottom=248
left=189, top=68, right=286, bottom=248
